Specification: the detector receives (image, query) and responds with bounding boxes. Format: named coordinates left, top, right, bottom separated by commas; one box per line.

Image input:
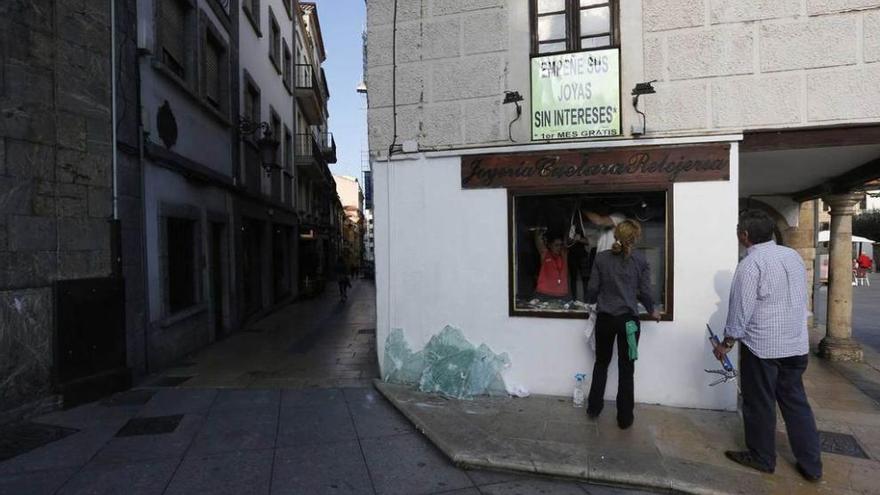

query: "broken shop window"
left=509, top=190, right=670, bottom=318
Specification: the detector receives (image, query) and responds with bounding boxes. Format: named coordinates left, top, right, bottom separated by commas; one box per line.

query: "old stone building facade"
left=367, top=0, right=880, bottom=152
left=0, top=1, right=116, bottom=419
left=0, top=0, right=342, bottom=420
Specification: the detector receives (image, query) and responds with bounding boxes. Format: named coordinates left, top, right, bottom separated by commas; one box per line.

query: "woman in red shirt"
left=534, top=230, right=572, bottom=298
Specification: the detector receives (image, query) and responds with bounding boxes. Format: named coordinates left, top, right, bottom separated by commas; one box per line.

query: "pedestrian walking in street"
left=584, top=219, right=662, bottom=429
left=337, top=258, right=351, bottom=302
left=714, top=209, right=822, bottom=481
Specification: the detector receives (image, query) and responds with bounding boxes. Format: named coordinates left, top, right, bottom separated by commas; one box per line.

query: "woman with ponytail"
left=584, top=219, right=661, bottom=429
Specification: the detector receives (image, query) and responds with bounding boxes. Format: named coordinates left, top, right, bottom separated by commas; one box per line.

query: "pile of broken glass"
left=383, top=326, right=511, bottom=399
left=516, top=298, right=590, bottom=312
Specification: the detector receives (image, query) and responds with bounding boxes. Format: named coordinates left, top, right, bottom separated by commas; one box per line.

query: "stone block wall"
left=0, top=1, right=114, bottom=417
left=367, top=1, right=880, bottom=153
left=366, top=0, right=510, bottom=154
left=643, top=0, right=880, bottom=133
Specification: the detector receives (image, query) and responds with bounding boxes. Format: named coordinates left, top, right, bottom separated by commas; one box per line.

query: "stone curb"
left=373, top=379, right=697, bottom=494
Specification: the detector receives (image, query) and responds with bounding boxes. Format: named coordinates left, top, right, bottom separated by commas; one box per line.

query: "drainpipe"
left=111, top=0, right=119, bottom=221
left=813, top=199, right=821, bottom=323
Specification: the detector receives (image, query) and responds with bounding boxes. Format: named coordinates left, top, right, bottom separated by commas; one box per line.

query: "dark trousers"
left=741, top=345, right=822, bottom=476
left=587, top=313, right=640, bottom=422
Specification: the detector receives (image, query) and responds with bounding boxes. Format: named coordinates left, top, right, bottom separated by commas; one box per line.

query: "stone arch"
left=738, top=198, right=791, bottom=246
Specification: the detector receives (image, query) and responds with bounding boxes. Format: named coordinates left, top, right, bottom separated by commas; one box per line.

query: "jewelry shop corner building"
left=365, top=0, right=880, bottom=410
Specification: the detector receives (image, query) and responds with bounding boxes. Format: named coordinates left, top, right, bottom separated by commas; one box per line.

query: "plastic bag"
left=505, top=382, right=530, bottom=398
left=584, top=304, right=597, bottom=351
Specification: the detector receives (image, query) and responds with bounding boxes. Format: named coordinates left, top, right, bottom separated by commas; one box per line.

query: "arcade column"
left=818, top=193, right=863, bottom=362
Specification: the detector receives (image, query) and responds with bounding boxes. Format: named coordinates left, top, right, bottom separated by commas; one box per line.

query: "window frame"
left=242, top=70, right=263, bottom=189
left=269, top=107, right=282, bottom=199
left=529, top=0, right=619, bottom=55
left=282, top=39, right=292, bottom=93
left=506, top=184, right=674, bottom=321
left=283, top=124, right=294, bottom=205
left=283, top=124, right=293, bottom=173
left=269, top=7, right=282, bottom=74
left=242, top=70, right=262, bottom=132
left=242, top=0, right=262, bottom=37
left=156, top=0, right=197, bottom=86
left=158, top=203, right=203, bottom=318
left=199, top=11, right=231, bottom=117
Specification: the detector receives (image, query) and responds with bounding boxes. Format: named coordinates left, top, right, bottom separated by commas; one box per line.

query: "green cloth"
left=625, top=320, right=639, bottom=361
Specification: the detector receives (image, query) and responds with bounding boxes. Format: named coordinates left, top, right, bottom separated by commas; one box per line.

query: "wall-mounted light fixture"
left=503, top=90, right=524, bottom=142
left=238, top=117, right=280, bottom=176
left=631, top=80, right=657, bottom=137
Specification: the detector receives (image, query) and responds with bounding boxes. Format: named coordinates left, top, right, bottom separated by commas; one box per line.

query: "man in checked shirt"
left=713, top=209, right=822, bottom=482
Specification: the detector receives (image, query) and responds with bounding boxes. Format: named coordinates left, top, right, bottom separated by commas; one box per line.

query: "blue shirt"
left=724, top=241, right=809, bottom=359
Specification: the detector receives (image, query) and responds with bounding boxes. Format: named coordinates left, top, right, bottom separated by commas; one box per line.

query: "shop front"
left=374, top=138, right=743, bottom=410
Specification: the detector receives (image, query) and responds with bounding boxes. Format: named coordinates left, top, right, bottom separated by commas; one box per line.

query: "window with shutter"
left=243, top=89, right=253, bottom=123
left=243, top=78, right=260, bottom=131
left=269, top=10, right=281, bottom=71
left=284, top=129, right=292, bottom=171
left=283, top=42, right=292, bottom=89
left=160, top=0, right=188, bottom=78
left=205, top=36, right=222, bottom=107
left=271, top=113, right=281, bottom=163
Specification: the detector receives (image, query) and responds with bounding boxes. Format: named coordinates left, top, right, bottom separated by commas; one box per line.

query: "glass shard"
left=382, top=326, right=512, bottom=400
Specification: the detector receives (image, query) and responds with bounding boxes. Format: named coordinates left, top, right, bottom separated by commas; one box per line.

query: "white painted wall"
left=144, top=166, right=229, bottom=322
left=373, top=141, right=741, bottom=410
left=136, top=0, right=236, bottom=325
left=138, top=0, right=234, bottom=176
left=240, top=0, right=297, bottom=197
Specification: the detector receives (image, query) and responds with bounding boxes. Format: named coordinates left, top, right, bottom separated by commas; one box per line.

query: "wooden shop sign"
left=461, top=144, right=730, bottom=189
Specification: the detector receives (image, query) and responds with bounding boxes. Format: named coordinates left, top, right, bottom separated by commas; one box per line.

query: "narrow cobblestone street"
left=146, top=279, right=380, bottom=390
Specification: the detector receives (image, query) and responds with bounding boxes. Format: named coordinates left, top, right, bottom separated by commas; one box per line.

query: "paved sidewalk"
left=0, top=282, right=655, bottom=494
left=815, top=273, right=880, bottom=353
left=0, top=387, right=654, bottom=495
left=376, top=329, right=880, bottom=495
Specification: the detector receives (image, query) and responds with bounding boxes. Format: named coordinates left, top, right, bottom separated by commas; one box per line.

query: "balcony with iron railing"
left=316, top=132, right=336, bottom=164
left=294, top=133, right=334, bottom=185
left=295, top=64, right=328, bottom=125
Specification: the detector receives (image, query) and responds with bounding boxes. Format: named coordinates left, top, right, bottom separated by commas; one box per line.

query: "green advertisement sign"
left=530, top=48, right=621, bottom=141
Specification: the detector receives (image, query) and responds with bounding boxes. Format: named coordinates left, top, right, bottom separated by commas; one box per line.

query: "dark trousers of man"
left=741, top=345, right=822, bottom=477
left=587, top=313, right=640, bottom=423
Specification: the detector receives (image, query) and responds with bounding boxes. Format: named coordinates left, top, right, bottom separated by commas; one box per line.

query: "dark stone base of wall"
left=148, top=308, right=212, bottom=370
left=0, top=395, right=62, bottom=427
left=58, top=367, right=131, bottom=409
left=0, top=288, right=54, bottom=418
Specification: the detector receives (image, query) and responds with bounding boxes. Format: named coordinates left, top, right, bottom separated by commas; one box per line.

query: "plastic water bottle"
left=573, top=373, right=586, bottom=407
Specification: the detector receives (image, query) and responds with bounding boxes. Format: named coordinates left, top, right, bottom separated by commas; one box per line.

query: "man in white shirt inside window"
left=582, top=209, right=626, bottom=253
